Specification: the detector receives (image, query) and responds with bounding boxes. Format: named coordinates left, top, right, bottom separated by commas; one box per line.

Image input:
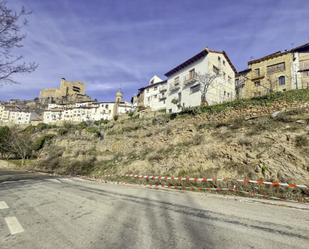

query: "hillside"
left=2, top=90, right=309, bottom=185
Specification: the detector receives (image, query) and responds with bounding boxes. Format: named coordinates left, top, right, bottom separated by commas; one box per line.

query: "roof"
left=248, top=42, right=309, bottom=65
left=290, top=42, right=309, bottom=52
left=236, top=68, right=251, bottom=76
left=164, top=48, right=237, bottom=77
left=248, top=51, right=289, bottom=65
left=138, top=80, right=167, bottom=91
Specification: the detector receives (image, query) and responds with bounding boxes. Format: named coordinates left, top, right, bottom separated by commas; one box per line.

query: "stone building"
left=39, top=78, right=91, bottom=104
left=236, top=43, right=309, bottom=99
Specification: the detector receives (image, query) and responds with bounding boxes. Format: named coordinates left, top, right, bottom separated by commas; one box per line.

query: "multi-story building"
left=137, top=75, right=168, bottom=111
left=237, top=43, right=309, bottom=99
left=165, top=48, right=237, bottom=113
left=42, top=91, right=133, bottom=124
left=0, top=104, right=36, bottom=125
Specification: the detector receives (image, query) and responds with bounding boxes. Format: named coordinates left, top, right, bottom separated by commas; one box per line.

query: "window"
left=174, top=76, right=180, bottom=85
left=154, top=94, right=157, bottom=98
left=254, top=68, right=260, bottom=77
left=267, top=62, right=285, bottom=74
left=278, top=76, right=285, bottom=85
left=213, top=65, right=219, bottom=75
left=147, top=89, right=149, bottom=93
left=218, top=56, right=221, bottom=62
left=228, top=76, right=232, bottom=83
left=223, top=72, right=226, bottom=80
left=190, top=84, right=200, bottom=94
left=189, top=68, right=195, bottom=79
left=154, top=86, right=158, bottom=90
left=254, top=81, right=261, bottom=87
left=299, top=60, right=309, bottom=71
left=72, top=86, right=81, bottom=92
left=224, top=91, right=226, bottom=96
left=223, top=60, right=226, bottom=66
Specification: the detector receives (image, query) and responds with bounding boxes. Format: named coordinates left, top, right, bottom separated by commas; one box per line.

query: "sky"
left=1, top=0, right=309, bottom=101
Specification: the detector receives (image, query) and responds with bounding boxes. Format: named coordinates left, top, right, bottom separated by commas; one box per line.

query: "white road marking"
left=5, top=216, right=24, bottom=235
left=0, top=201, right=9, bottom=209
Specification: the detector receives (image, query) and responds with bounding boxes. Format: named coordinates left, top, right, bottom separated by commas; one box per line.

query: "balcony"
left=159, top=86, right=167, bottom=92
left=251, top=72, right=265, bottom=80
left=169, top=83, right=181, bottom=93
left=183, top=73, right=198, bottom=86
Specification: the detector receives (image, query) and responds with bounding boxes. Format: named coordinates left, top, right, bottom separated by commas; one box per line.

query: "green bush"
left=295, top=135, right=308, bottom=147
left=32, top=134, right=55, bottom=151
left=58, top=128, right=69, bottom=136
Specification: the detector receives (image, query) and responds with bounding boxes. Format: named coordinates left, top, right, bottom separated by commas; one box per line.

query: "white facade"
left=165, top=49, right=236, bottom=113
left=43, top=101, right=133, bottom=124
left=143, top=80, right=168, bottom=111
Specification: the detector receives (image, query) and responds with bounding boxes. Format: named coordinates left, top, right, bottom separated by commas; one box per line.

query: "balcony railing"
left=251, top=72, right=265, bottom=80
left=183, top=73, right=198, bottom=86
left=159, top=86, right=167, bottom=92
left=169, top=83, right=181, bottom=93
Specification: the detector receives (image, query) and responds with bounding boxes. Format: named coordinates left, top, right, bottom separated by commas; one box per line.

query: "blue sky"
left=1, top=0, right=309, bottom=101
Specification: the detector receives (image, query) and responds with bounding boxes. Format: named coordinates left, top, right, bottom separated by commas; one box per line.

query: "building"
left=136, top=75, right=168, bottom=111
left=0, top=104, right=37, bottom=125
left=42, top=91, right=133, bottom=124
left=39, top=78, right=91, bottom=104
left=237, top=43, right=309, bottom=99
left=165, top=48, right=237, bottom=113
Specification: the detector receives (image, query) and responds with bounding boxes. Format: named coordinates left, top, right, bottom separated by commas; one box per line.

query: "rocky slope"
left=29, top=98, right=309, bottom=184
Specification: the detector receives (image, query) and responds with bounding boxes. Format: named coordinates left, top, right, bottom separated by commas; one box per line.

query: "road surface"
left=0, top=168, right=309, bottom=249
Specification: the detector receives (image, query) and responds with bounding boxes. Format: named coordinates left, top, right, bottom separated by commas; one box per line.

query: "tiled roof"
left=164, top=48, right=237, bottom=77
left=138, top=80, right=167, bottom=91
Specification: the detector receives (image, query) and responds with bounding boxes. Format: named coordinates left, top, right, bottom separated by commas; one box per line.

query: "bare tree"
left=0, top=126, right=32, bottom=166
left=197, top=71, right=221, bottom=106
left=0, top=1, right=37, bottom=85
left=9, top=128, right=32, bottom=166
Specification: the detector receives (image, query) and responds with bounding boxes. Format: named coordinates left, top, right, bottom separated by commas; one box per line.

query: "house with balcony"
left=136, top=75, right=168, bottom=111
left=238, top=43, right=309, bottom=99
left=165, top=48, right=237, bottom=113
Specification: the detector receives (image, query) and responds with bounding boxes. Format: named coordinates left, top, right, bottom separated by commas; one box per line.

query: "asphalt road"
left=0, top=169, right=309, bottom=249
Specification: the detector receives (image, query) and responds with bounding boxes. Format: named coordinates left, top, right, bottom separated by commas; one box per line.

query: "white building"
left=165, top=48, right=237, bottom=113
left=43, top=91, right=133, bottom=124
left=0, top=104, right=35, bottom=125
left=137, top=75, right=168, bottom=111
left=143, top=77, right=168, bottom=111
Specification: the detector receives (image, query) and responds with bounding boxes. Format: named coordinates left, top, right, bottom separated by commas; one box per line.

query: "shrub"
left=32, top=134, right=55, bottom=151
left=58, top=128, right=68, bottom=136
left=63, top=122, right=73, bottom=129
left=295, top=135, right=308, bottom=147
left=36, top=123, right=51, bottom=131
left=113, top=115, right=119, bottom=121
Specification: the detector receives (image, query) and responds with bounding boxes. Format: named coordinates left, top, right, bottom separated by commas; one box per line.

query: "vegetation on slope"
left=0, top=89, right=308, bottom=184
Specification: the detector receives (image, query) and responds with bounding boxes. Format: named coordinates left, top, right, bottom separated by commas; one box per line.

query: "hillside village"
left=0, top=43, right=309, bottom=126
